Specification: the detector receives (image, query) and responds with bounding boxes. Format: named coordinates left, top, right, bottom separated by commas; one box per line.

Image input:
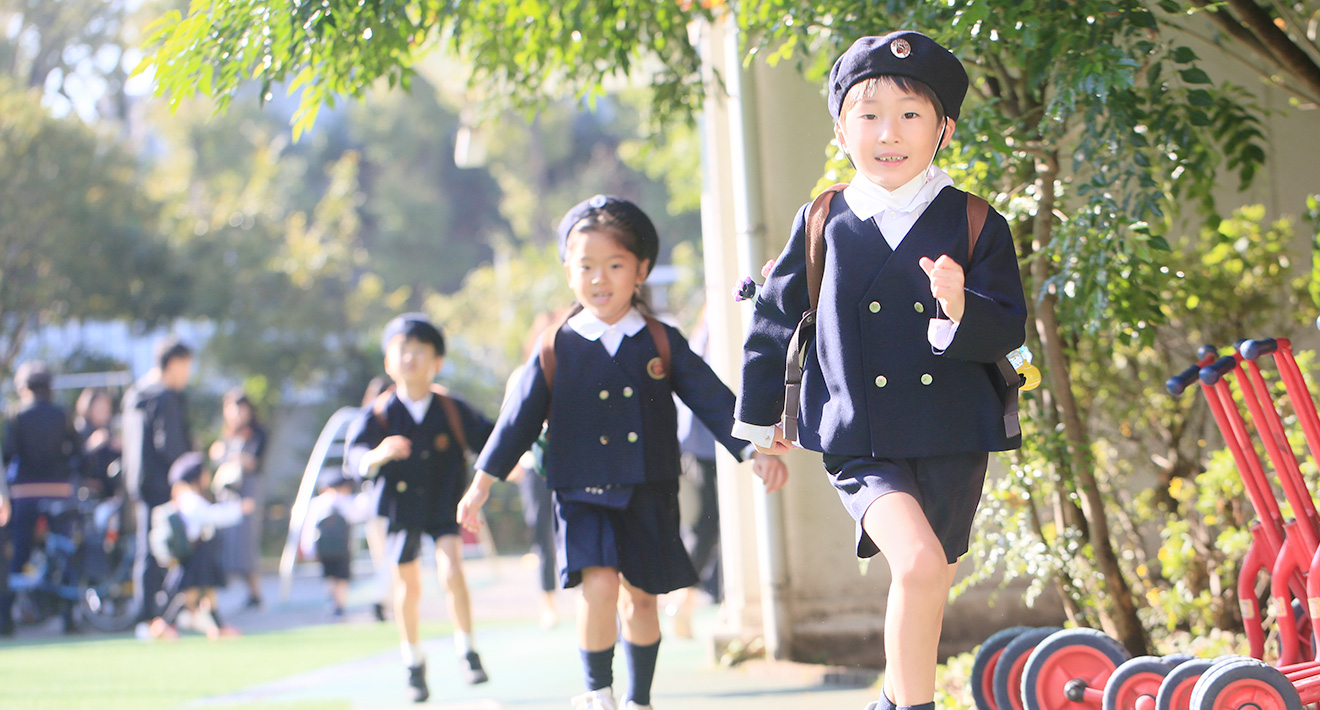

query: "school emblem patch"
left=891, top=38, right=912, bottom=59
left=433, top=433, right=450, bottom=451
left=646, top=356, right=666, bottom=380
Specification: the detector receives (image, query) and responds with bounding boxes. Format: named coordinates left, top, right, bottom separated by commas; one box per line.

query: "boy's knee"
left=889, top=545, right=950, bottom=592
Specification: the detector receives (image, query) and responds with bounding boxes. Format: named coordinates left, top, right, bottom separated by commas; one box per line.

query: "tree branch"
left=1225, top=0, right=1320, bottom=100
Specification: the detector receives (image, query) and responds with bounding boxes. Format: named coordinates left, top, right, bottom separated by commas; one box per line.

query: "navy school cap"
left=555, top=195, right=659, bottom=276
left=380, top=313, right=446, bottom=356
left=827, top=31, right=969, bottom=121
left=168, top=451, right=207, bottom=486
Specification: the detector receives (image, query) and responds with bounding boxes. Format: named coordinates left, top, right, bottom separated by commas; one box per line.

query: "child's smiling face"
left=835, top=78, right=953, bottom=190
left=564, top=227, right=649, bottom=325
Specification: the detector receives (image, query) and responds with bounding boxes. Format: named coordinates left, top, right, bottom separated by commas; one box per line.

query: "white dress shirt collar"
left=394, top=389, right=433, bottom=424
left=842, top=165, right=954, bottom=222
left=569, top=307, right=647, bottom=356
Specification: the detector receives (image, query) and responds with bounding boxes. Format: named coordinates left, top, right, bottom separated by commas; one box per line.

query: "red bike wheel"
left=995, top=627, right=1064, bottom=710
left=1189, top=657, right=1300, bottom=710
left=1021, top=628, right=1130, bottom=710
left=1155, top=659, right=1213, bottom=710
left=1103, top=656, right=1172, bottom=710
left=973, top=627, right=1034, bottom=710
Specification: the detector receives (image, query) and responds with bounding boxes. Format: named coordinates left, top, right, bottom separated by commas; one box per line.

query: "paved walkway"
left=200, top=553, right=881, bottom=709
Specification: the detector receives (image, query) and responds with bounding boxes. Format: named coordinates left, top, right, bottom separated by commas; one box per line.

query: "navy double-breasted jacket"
left=474, top=321, right=749, bottom=490
left=348, top=392, right=493, bottom=531
left=737, top=186, right=1027, bottom=459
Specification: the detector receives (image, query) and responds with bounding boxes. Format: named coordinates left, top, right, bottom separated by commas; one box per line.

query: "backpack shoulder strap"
left=643, top=316, right=672, bottom=380
left=966, top=193, right=989, bottom=262
left=538, top=307, right=578, bottom=393
left=964, top=193, right=1023, bottom=439
left=371, top=390, right=393, bottom=430
left=429, top=384, right=468, bottom=455
left=805, top=183, right=849, bottom=310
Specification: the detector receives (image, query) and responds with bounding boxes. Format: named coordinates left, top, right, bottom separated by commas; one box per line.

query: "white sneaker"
left=571, top=688, right=617, bottom=710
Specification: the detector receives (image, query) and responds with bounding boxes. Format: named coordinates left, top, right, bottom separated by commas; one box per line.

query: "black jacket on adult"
left=121, top=381, right=193, bottom=508
left=2, top=400, right=79, bottom=487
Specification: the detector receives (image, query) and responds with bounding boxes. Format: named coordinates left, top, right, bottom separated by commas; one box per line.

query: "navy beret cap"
left=556, top=195, right=659, bottom=275
left=381, top=313, right=446, bottom=356
left=827, top=31, right=969, bottom=121
left=169, top=451, right=206, bottom=486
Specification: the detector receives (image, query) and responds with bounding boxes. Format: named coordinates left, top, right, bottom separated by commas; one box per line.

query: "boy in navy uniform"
left=735, top=32, right=1027, bottom=710
left=347, top=314, right=495, bottom=703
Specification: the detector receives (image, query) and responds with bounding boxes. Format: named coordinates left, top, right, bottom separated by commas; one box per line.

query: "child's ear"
left=432, top=355, right=445, bottom=375
left=833, top=121, right=848, bottom=155
left=939, top=118, right=956, bottom=150
left=638, top=258, right=651, bottom=283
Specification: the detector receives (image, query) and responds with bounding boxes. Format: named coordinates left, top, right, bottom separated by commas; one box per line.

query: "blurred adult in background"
left=210, top=389, right=268, bottom=609
left=1, top=361, right=81, bottom=632
left=121, top=337, right=195, bottom=625
left=0, top=465, right=11, bottom=635
left=74, top=388, right=122, bottom=500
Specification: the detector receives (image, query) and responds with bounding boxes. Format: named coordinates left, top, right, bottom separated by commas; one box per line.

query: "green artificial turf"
left=0, top=621, right=452, bottom=710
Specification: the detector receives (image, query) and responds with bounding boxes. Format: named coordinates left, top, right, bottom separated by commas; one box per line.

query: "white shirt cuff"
left=739, top=443, right=758, bottom=462
left=732, top=420, right=776, bottom=449
left=928, top=318, right=959, bottom=353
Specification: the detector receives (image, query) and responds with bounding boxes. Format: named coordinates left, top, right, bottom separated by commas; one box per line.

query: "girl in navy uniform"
left=347, top=314, right=495, bottom=702
left=459, top=195, right=787, bottom=710
left=735, top=32, right=1027, bottom=710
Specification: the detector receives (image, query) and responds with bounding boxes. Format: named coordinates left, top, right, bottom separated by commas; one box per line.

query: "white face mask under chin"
left=853, top=121, right=947, bottom=211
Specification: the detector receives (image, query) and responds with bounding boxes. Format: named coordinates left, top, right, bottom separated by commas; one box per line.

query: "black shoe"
left=407, top=662, right=429, bottom=703
left=461, top=650, right=489, bottom=684
left=244, top=596, right=263, bottom=610
left=373, top=602, right=387, bottom=622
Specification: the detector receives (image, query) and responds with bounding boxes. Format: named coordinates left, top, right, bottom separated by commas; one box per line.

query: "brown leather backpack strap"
left=429, top=384, right=468, bottom=455
left=805, top=183, right=849, bottom=310
left=643, top=316, right=671, bottom=379
left=964, top=193, right=1024, bottom=439
left=539, top=307, right=577, bottom=392
left=966, top=193, right=989, bottom=262
left=371, top=390, right=393, bottom=430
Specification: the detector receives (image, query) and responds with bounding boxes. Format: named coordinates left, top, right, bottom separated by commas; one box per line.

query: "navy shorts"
left=823, top=451, right=989, bottom=563
left=321, top=555, right=352, bottom=581
left=553, top=479, right=697, bottom=596
left=386, top=525, right=461, bottom=566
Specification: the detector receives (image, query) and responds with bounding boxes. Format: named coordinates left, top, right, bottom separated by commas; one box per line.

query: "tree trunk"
left=1032, top=153, right=1150, bottom=656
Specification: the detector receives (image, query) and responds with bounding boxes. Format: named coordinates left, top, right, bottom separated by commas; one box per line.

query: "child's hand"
left=457, top=473, right=495, bottom=532
left=375, top=435, right=412, bottom=462
left=751, top=453, right=789, bottom=494
left=754, top=424, right=795, bottom=455
left=240, top=498, right=256, bottom=515
left=919, top=255, right=966, bottom=322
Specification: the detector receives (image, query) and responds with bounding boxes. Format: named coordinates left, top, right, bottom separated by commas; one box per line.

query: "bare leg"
left=862, top=492, right=951, bottom=706
left=434, top=535, right=473, bottom=634
left=393, top=559, right=423, bottom=647
left=618, top=577, right=660, bottom=645
left=578, top=566, right=621, bottom=651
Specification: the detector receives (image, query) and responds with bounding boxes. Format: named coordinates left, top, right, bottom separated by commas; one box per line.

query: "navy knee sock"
left=581, top=647, right=614, bottom=692
left=899, top=702, right=935, bottom=710
left=623, top=638, right=661, bottom=706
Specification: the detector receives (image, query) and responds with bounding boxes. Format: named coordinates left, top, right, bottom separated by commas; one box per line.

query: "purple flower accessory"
left=733, top=276, right=758, bottom=302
